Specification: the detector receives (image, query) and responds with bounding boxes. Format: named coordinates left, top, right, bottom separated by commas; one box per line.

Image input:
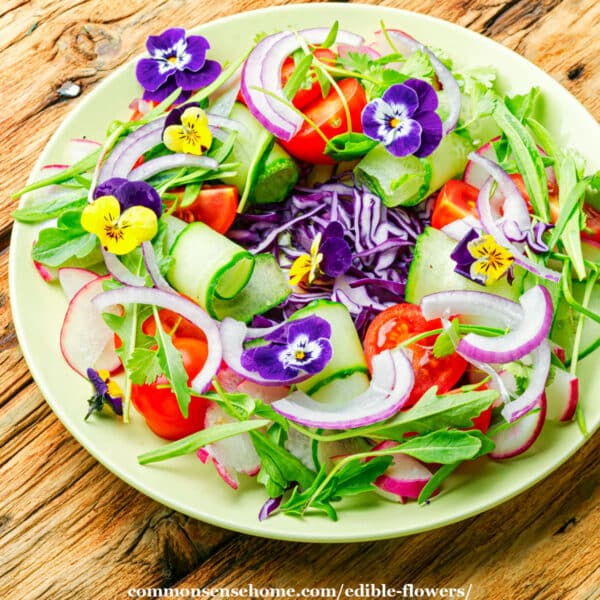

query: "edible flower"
left=451, top=229, right=514, bottom=285
left=361, top=78, right=443, bottom=158
left=240, top=316, right=333, bottom=382
left=162, top=103, right=212, bottom=155
left=289, top=223, right=352, bottom=287
left=85, top=368, right=123, bottom=420
left=135, top=28, right=222, bottom=103
left=82, top=179, right=162, bottom=255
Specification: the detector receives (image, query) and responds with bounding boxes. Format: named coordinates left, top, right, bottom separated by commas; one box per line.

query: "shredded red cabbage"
left=228, top=180, right=433, bottom=334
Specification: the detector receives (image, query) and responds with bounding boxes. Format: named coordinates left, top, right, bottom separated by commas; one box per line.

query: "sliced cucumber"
left=227, top=103, right=299, bottom=204
left=405, top=227, right=526, bottom=304
left=212, top=253, right=291, bottom=322
left=355, top=132, right=472, bottom=207
left=168, top=222, right=255, bottom=316
left=289, top=300, right=369, bottom=397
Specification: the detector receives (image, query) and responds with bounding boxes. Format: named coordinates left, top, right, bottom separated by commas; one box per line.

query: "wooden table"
left=1, top=1, right=599, bottom=598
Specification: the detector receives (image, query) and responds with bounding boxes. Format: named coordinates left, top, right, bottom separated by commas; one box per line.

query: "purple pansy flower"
left=85, top=368, right=123, bottom=420
left=135, top=28, right=222, bottom=103
left=361, top=78, right=443, bottom=158
left=320, top=222, right=353, bottom=278
left=94, top=177, right=162, bottom=218
left=240, top=316, right=333, bottom=382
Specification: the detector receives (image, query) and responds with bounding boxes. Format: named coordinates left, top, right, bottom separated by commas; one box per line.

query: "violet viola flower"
left=240, top=316, right=333, bottom=382
left=85, top=368, right=123, bottom=420
left=136, top=28, right=222, bottom=103
left=361, top=78, right=443, bottom=158
left=93, top=177, right=163, bottom=218
left=320, top=222, right=353, bottom=278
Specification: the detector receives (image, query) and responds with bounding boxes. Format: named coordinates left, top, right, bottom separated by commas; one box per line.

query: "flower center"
left=389, top=117, right=401, bottom=128
left=295, top=350, right=306, bottom=361
left=167, top=55, right=178, bottom=64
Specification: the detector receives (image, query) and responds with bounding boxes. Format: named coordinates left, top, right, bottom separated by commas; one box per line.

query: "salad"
left=12, top=22, right=600, bottom=522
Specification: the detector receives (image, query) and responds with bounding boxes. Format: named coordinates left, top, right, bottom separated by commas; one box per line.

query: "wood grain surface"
left=1, top=1, right=599, bottom=599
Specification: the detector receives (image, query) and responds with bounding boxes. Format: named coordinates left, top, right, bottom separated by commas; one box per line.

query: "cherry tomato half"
left=131, top=336, right=212, bottom=440
left=280, top=78, right=368, bottom=165
left=431, top=180, right=480, bottom=230
left=363, top=303, right=467, bottom=408
left=169, top=184, right=238, bottom=234
left=141, top=308, right=207, bottom=341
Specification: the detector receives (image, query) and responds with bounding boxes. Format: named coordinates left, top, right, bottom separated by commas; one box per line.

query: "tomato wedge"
left=281, top=48, right=337, bottom=109
left=131, top=336, right=212, bottom=440
left=280, top=77, right=367, bottom=164
left=431, top=180, right=480, bottom=229
left=169, top=184, right=238, bottom=234
left=141, top=308, right=207, bottom=341
left=363, top=303, right=467, bottom=408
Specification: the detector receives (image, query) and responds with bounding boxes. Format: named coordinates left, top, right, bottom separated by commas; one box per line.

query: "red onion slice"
left=501, top=341, right=551, bottom=423
left=457, top=285, right=553, bottom=363
left=220, top=318, right=315, bottom=386
left=101, top=246, right=146, bottom=287
left=477, top=178, right=561, bottom=282
left=141, top=241, right=173, bottom=291
left=128, top=154, right=219, bottom=181
left=374, top=29, right=461, bottom=134
left=99, top=119, right=165, bottom=183
left=270, top=348, right=414, bottom=429
left=93, top=286, right=221, bottom=393
left=241, top=28, right=363, bottom=141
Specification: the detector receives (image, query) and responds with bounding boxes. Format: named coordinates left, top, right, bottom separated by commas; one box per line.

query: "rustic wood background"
left=1, top=1, right=599, bottom=599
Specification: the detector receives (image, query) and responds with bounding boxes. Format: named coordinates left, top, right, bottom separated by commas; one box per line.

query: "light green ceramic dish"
left=9, top=3, right=600, bottom=542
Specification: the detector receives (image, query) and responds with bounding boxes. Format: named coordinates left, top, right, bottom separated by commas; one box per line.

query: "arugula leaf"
left=283, top=53, right=314, bottom=100
left=12, top=193, right=87, bottom=224
left=392, top=429, right=482, bottom=464
left=127, top=347, right=163, bottom=385
left=31, top=209, right=98, bottom=267
left=151, top=306, right=191, bottom=417
left=364, top=388, right=499, bottom=440
left=432, top=318, right=460, bottom=358
left=250, top=430, right=315, bottom=498
left=494, top=101, right=550, bottom=221
left=324, top=132, right=378, bottom=160
left=314, top=67, right=331, bottom=99
left=137, top=420, right=270, bottom=465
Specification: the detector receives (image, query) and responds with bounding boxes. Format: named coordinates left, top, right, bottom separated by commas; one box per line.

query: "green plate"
left=9, top=3, right=600, bottom=542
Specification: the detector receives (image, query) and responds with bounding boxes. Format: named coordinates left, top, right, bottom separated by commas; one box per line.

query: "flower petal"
left=93, top=177, right=129, bottom=201
left=143, top=80, right=190, bottom=104
left=81, top=195, right=121, bottom=235
left=386, top=119, right=422, bottom=157
left=184, top=35, right=210, bottom=71
left=361, top=98, right=389, bottom=142
left=403, top=78, right=439, bottom=112
left=163, top=124, right=186, bottom=153
left=412, top=111, right=443, bottom=158
left=286, top=317, right=332, bottom=346
left=136, top=58, right=174, bottom=93
left=241, top=345, right=298, bottom=380
left=382, top=83, right=419, bottom=118
left=320, top=237, right=353, bottom=277
left=87, top=368, right=108, bottom=396
left=118, top=181, right=162, bottom=217
left=146, top=28, right=187, bottom=57
left=119, top=205, right=159, bottom=244
left=174, top=60, right=222, bottom=91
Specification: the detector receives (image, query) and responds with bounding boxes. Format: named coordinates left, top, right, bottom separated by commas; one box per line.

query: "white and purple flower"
left=361, top=78, right=443, bottom=158
left=240, top=316, right=333, bottom=382
left=136, top=28, right=222, bottom=103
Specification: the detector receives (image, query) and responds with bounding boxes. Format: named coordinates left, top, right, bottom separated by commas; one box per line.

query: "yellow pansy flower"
left=81, top=195, right=158, bottom=255
left=163, top=106, right=213, bottom=155
left=468, top=234, right=514, bottom=285
left=289, top=233, right=323, bottom=287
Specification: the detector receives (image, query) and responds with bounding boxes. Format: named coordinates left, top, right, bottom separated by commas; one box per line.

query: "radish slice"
left=271, top=348, right=414, bottom=429
left=374, top=29, right=461, bottom=134
left=22, top=165, right=74, bottom=208
left=370, top=440, right=434, bottom=501
left=545, top=368, right=579, bottom=422
left=93, top=286, right=222, bottom=393
left=477, top=178, right=561, bottom=282
left=284, top=427, right=316, bottom=471
left=68, top=138, right=102, bottom=164
left=34, top=260, right=58, bottom=283
left=127, top=154, right=218, bottom=181
left=490, top=393, right=547, bottom=459
left=241, top=28, right=363, bottom=140
left=457, top=285, right=553, bottom=364
left=337, top=42, right=380, bottom=60
left=94, top=337, right=122, bottom=374
left=60, top=276, right=121, bottom=376
left=501, top=341, right=551, bottom=423
left=58, top=267, right=99, bottom=301
left=199, top=404, right=261, bottom=489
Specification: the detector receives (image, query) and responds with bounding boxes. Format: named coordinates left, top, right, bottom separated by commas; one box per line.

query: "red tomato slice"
left=141, top=308, right=207, bottom=341
left=281, top=48, right=337, bottom=109
left=363, top=303, right=467, bottom=408
left=431, top=180, right=480, bottom=229
left=131, top=337, right=212, bottom=440
left=280, top=77, right=367, bottom=164
left=170, top=184, right=238, bottom=234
